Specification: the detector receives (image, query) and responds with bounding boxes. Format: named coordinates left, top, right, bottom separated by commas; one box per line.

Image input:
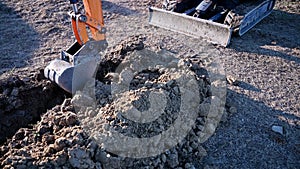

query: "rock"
left=197, top=146, right=208, bottom=157
left=7, top=76, right=25, bottom=87
left=145, top=80, right=153, bottom=88
left=95, top=162, right=102, bottom=169
left=65, top=112, right=77, bottom=126
left=45, top=144, right=56, bottom=154
left=190, top=141, right=198, bottom=149
left=21, top=77, right=30, bottom=83
left=173, top=86, right=180, bottom=95
left=52, top=105, right=61, bottom=112
left=178, top=59, right=192, bottom=68
left=105, top=157, right=121, bottom=169
left=220, top=110, right=228, bottom=122
left=167, top=152, right=179, bottom=168
left=71, top=92, right=95, bottom=107
left=166, top=80, right=176, bottom=87
left=199, top=103, right=210, bottom=116
left=16, top=164, right=26, bottom=169
left=68, top=147, right=94, bottom=169
left=95, top=149, right=109, bottom=164
left=11, top=99, right=23, bottom=109
left=161, top=154, right=167, bottom=163
left=3, top=88, right=12, bottom=95
left=42, top=134, right=55, bottom=144
left=14, top=129, right=25, bottom=140
left=54, top=151, right=68, bottom=166
left=10, top=88, right=19, bottom=96
left=87, top=141, right=97, bottom=157
left=185, top=163, right=196, bottom=169
left=54, top=137, right=67, bottom=151
left=61, top=99, right=73, bottom=112
left=226, top=75, right=239, bottom=86
left=271, top=125, right=284, bottom=135
left=37, top=125, right=50, bottom=135
left=228, top=106, right=237, bottom=114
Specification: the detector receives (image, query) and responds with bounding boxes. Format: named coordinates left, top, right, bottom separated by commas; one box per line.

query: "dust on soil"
left=0, top=0, right=299, bottom=168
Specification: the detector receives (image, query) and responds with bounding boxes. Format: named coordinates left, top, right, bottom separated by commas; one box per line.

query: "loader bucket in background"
left=148, top=7, right=233, bottom=47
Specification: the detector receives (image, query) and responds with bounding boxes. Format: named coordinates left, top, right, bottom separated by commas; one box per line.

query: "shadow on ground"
left=229, top=10, right=300, bottom=64
left=201, top=88, right=300, bottom=168
left=0, top=2, right=40, bottom=75
left=200, top=9, right=300, bottom=168
left=234, top=80, right=261, bottom=92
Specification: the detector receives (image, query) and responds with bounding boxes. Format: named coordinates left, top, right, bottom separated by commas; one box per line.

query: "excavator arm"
left=69, top=0, right=106, bottom=45
left=44, top=0, right=108, bottom=93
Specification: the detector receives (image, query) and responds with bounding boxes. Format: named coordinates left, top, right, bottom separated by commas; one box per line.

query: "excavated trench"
left=0, top=71, right=67, bottom=144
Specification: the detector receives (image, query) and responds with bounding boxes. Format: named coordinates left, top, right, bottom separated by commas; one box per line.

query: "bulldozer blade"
left=44, top=58, right=98, bottom=94
left=149, top=7, right=232, bottom=47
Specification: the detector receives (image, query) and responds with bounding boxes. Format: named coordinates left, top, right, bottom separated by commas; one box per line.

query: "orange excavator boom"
left=44, top=0, right=108, bottom=93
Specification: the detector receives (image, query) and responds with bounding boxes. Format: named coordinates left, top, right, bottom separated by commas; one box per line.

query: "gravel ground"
left=0, top=0, right=299, bottom=168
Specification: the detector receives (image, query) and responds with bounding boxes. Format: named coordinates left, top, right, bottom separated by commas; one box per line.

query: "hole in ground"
left=0, top=72, right=67, bottom=144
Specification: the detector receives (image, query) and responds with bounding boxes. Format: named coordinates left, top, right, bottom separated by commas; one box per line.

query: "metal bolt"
left=101, top=27, right=107, bottom=33
left=79, top=15, right=87, bottom=22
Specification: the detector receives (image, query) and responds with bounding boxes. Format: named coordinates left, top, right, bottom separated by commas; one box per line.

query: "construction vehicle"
left=149, top=0, right=276, bottom=46
left=44, top=0, right=107, bottom=93
left=44, top=0, right=275, bottom=93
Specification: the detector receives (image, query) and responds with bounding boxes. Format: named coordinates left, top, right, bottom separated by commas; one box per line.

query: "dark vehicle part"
left=149, top=0, right=276, bottom=46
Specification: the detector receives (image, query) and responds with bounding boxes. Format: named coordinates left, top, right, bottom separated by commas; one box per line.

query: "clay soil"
left=0, top=0, right=299, bottom=168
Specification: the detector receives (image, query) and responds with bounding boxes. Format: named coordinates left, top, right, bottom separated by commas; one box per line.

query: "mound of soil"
left=0, top=36, right=226, bottom=169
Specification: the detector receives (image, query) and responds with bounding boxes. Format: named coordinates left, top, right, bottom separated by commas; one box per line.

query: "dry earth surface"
left=0, top=0, right=299, bottom=168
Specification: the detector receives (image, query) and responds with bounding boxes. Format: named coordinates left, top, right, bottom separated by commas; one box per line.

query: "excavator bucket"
left=44, top=59, right=74, bottom=93
left=44, top=0, right=107, bottom=94
left=149, top=0, right=275, bottom=47
left=44, top=58, right=99, bottom=94
left=44, top=40, right=107, bottom=93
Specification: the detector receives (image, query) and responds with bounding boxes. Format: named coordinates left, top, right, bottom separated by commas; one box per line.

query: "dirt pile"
left=0, top=35, right=227, bottom=168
